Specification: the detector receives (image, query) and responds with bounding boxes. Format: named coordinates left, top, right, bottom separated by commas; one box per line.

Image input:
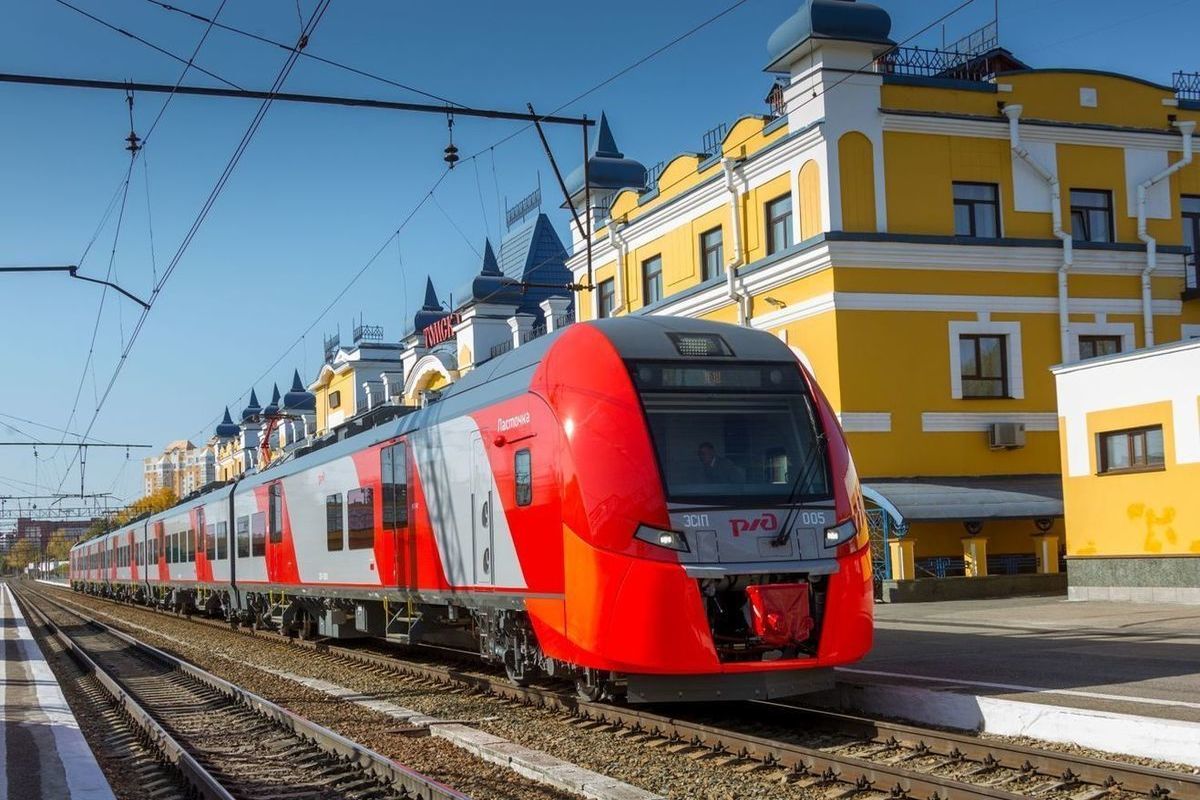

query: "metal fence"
left=1175, top=71, right=1200, bottom=102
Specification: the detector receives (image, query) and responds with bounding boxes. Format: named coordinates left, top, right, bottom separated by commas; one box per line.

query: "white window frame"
left=1069, top=321, right=1135, bottom=362
left=948, top=320, right=1024, bottom=400
left=1182, top=324, right=1200, bottom=341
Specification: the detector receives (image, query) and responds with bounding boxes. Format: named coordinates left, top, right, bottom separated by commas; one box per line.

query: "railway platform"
left=0, top=582, right=114, bottom=800
left=827, top=595, right=1200, bottom=766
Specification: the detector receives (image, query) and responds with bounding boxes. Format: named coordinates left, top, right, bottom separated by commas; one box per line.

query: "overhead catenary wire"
left=141, top=0, right=465, bottom=108
left=53, top=0, right=241, bottom=89
left=57, top=0, right=333, bottom=493
left=53, top=0, right=233, bottom=464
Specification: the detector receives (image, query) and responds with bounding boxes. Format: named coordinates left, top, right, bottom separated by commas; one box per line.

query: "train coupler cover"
left=744, top=583, right=814, bottom=647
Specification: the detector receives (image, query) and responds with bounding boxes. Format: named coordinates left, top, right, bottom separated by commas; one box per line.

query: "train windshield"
left=631, top=362, right=831, bottom=505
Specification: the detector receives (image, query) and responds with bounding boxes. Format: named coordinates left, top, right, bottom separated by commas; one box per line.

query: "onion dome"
left=215, top=407, right=240, bottom=439
left=471, top=238, right=522, bottom=304
left=565, top=113, right=647, bottom=197
left=413, top=277, right=451, bottom=333
left=262, top=384, right=281, bottom=417
left=241, top=388, right=262, bottom=422
left=282, top=369, right=316, bottom=412
left=766, top=0, right=893, bottom=72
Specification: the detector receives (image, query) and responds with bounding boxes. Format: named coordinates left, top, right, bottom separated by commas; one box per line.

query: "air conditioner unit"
left=988, top=422, right=1026, bottom=450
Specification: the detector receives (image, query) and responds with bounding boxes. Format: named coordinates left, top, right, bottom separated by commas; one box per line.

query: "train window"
left=236, top=516, right=250, bottom=558
left=205, top=524, right=216, bottom=560
left=167, top=533, right=175, bottom=564
left=347, top=487, right=374, bottom=550
left=216, top=521, right=228, bottom=560
left=187, top=529, right=196, bottom=562
left=326, top=493, right=344, bottom=551
left=515, top=449, right=532, bottom=506
left=381, top=443, right=408, bottom=528
left=251, top=512, right=266, bottom=557
left=268, top=483, right=283, bottom=544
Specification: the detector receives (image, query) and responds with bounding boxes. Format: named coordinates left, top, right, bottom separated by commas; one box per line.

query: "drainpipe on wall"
left=1137, top=120, right=1195, bottom=348
left=608, top=220, right=628, bottom=316
left=722, top=157, right=750, bottom=325
left=1004, top=104, right=1073, bottom=362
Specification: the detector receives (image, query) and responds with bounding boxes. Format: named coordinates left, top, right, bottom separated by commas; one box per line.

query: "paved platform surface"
left=828, top=596, right=1200, bottom=765
left=0, top=582, right=114, bottom=799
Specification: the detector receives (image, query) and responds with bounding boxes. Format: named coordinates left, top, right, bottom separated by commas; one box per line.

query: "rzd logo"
left=730, top=513, right=779, bottom=537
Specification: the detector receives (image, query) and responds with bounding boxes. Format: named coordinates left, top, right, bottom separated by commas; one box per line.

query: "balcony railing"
left=1175, top=71, right=1200, bottom=103
left=489, top=340, right=514, bottom=359
left=876, top=45, right=1003, bottom=82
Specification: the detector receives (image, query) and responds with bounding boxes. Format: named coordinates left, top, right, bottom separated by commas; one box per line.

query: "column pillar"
left=540, top=296, right=573, bottom=331
left=1032, top=534, right=1061, bottom=574
left=963, top=536, right=989, bottom=577
left=888, top=539, right=916, bottom=581
left=508, top=313, right=535, bottom=348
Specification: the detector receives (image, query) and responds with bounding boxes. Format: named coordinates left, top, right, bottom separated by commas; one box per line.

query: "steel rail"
left=39, top=584, right=1175, bottom=800
left=17, top=585, right=472, bottom=800
left=749, top=701, right=1200, bottom=799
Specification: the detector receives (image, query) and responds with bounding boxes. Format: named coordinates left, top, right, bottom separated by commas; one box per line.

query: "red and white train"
left=71, top=317, right=873, bottom=701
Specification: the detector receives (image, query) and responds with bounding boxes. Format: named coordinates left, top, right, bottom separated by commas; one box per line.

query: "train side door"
left=381, top=440, right=411, bottom=588
left=469, top=432, right=494, bottom=586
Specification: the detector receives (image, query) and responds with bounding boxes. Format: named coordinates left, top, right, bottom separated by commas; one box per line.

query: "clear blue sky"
left=1, top=0, right=1197, bottom=509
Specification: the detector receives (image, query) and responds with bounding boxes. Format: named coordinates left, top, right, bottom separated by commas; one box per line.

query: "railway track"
left=14, top=584, right=470, bottom=800
left=37, top=582, right=1200, bottom=800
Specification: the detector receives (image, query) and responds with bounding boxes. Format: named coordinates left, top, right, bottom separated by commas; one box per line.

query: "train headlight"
left=824, top=519, right=857, bottom=548
left=635, top=524, right=690, bottom=552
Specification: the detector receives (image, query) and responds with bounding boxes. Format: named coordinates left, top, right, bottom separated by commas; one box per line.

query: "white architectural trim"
left=403, top=353, right=455, bottom=400
left=883, top=112, right=1195, bottom=152
left=1068, top=321, right=1137, bottom=362
left=947, top=320, right=1024, bottom=400
left=1182, top=324, right=1200, bottom=340
left=841, top=292, right=1182, bottom=317
left=921, top=412, right=1059, bottom=432
left=749, top=293, right=837, bottom=328
left=839, top=412, right=892, bottom=433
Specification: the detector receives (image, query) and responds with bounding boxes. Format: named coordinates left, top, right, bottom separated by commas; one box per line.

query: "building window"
left=1078, top=335, right=1122, bottom=360
left=953, top=182, right=1000, bottom=238
left=700, top=227, right=724, bottom=281
left=515, top=449, right=532, bottom=507
left=1070, top=189, right=1113, bottom=243
left=251, top=511, right=266, bottom=557
left=381, top=442, right=408, bottom=528
left=236, top=516, right=250, bottom=558
left=958, top=334, right=1009, bottom=398
left=328, top=390, right=342, bottom=409
left=268, top=482, right=283, bottom=544
left=642, top=256, right=663, bottom=305
left=597, top=278, right=616, bottom=319
left=765, top=194, right=793, bottom=255
left=347, top=487, right=375, bottom=550
left=1098, top=426, right=1165, bottom=474
left=326, top=493, right=344, bottom=551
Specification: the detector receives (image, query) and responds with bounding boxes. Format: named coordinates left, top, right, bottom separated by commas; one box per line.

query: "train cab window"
left=236, top=516, right=250, bottom=558
left=205, top=524, right=216, bottom=560
left=326, top=493, right=345, bottom=551
left=347, top=487, right=374, bottom=550
left=268, top=483, right=283, bottom=544
left=632, top=362, right=831, bottom=503
left=251, top=512, right=266, bottom=557
left=216, top=521, right=228, bottom=560
left=515, top=449, right=532, bottom=506
left=381, top=443, right=408, bottom=528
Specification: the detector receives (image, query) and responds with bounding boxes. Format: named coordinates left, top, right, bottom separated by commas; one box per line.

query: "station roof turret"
left=565, top=113, right=647, bottom=197
left=766, top=0, right=893, bottom=72
left=413, top=277, right=450, bottom=334
left=215, top=407, right=240, bottom=438
left=262, top=384, right=281, bottom=417
left=282, top=369, right=316, bottom=412
left=241, top=388, right=262, bottom=422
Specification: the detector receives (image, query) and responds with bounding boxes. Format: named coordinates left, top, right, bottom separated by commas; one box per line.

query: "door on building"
left=470, top=432, right=495, bottom=586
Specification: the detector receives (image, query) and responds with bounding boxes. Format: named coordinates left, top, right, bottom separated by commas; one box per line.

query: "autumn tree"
left=5, top=539, right=38, bottom=574
left=45, top=530, right=75, bottom=562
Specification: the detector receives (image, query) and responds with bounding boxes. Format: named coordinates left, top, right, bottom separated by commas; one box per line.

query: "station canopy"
left=863, top=475, right=1063, bottom=524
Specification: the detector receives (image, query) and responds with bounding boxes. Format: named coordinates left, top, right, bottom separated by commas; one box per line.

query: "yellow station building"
left=1053, top=339, right=1200, bottom=603
left=564, top=0, right=1200, bottom=587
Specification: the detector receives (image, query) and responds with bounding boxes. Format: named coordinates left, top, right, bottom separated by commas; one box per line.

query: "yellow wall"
left=905, top=518, right=1065, bottom=560
left=314, top=369, right=357, bottom=435
left=1061, top=400, right=1200, bottom=557
left=798, top=159, right=822, bottom=240
left=839, top=132, right=876, bottom=232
